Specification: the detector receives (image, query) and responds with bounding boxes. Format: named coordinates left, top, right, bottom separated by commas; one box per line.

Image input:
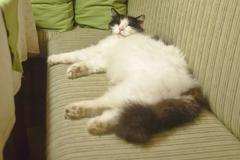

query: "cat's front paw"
left=47, top=55, right=61, bottom=66
left=66, top=62, right=89, bottom=79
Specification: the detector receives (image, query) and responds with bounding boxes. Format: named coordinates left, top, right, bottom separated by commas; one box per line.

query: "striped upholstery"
left=46, top=27, right=240, bottom=160
left=128, top=0, right=240, bottom=140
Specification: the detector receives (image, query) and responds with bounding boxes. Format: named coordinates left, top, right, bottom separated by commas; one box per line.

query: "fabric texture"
left=1, top=0, right=39, bottom=90
left=45, top=27, right=240, bottom=160
left=128, top=0, right=240, bottom=140
left=0, top=0, right=39, bottom=158
left=74, top=0, right=127, bottom=30
left=1, top=0, right=40, bottom=71
left=2, top=0, right=22, bottom=72
left=18, top=0, right=39, bottom=58
left=0, top=9, right=16, bottom=160
left=32, top=0, right=74, bottom=31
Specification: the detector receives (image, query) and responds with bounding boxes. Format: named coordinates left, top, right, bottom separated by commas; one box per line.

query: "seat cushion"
left=46, top=28, right=240, bottom=160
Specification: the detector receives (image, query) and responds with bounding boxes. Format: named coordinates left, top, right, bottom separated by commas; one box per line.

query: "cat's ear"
left=111, top=8, right=120, bottom=17
left=136, top=15, right=145, bottom=23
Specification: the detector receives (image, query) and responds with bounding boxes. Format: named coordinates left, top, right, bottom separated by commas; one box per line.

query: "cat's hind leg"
left=87, top=109, right=122, bottom=135
left=64, top=100, right=112, bottom=120
left=64, top=82, right=132, bottom=119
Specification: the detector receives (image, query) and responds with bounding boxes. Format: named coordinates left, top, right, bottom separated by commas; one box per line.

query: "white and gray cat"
left=47, top=8, right=205, bottom=143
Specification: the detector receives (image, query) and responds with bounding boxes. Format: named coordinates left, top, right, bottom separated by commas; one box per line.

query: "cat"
left=47, top=8, right=206, bottom=143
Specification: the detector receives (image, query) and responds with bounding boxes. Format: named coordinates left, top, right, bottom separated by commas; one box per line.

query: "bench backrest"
left=128, top=0, right=240, bottom=139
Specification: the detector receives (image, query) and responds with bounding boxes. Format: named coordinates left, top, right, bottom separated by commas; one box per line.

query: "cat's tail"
left=115, top=87, right=207, bottom=143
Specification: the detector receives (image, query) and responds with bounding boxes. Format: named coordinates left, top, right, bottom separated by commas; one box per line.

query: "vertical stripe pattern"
left=128, top=0, right=240, bottom=140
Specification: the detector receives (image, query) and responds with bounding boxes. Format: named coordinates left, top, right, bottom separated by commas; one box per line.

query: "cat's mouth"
left=117, top=32, right=125, bottom=36
left=116, top=31, right=127, bottom=37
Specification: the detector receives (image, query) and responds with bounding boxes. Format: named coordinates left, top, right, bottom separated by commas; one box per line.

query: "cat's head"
left=109, top=8, right=145, bottom=37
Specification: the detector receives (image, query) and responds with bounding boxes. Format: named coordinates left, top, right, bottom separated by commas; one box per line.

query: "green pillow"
left=75, top=0, right=127, bottom=30
left=32, top=0, right=70, bottom=4
left=32, top=1, right=74, bottom=32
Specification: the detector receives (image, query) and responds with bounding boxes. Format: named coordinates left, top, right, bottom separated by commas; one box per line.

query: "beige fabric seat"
left=44, top=0, right=240, bottom=159
left=44, top=27, right=240, bottom=160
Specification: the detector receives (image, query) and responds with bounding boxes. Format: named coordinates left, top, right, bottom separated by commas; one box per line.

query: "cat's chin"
left=113, top=33, right=131, bottom=37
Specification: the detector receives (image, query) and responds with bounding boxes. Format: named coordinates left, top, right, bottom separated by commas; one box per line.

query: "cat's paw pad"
left=67, top=63, right=89, bottom=79
left=87, top=118, right=110, bottom=135
left=65, top=101, right=91, bottom=119
left=47, top=55, right=60, bottom=66
left=64, top=104, right=81, bottom=119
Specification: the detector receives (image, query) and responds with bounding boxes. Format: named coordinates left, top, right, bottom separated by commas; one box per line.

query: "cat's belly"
left=106, top=57, right=198, bottom=104
left=106, top=51, right=163, bottom=85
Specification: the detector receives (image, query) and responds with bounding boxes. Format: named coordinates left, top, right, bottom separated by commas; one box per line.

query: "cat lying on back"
left=47, top=8, right=205, bottom=143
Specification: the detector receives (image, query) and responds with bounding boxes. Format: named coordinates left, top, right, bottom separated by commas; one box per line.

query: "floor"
left=4, top=58, right=47, bottom=160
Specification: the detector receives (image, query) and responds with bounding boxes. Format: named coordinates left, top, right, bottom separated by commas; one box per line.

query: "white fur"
left=87, top=109, right=122, bottom=135
left=48, top=18, right=199, bottom=134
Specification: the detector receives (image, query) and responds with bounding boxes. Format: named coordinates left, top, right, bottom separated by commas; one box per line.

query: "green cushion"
left=75, top=0, right=127, bottom=30
left=32, top=1, right=74, bottom=32
left=32, top=0, right=70, bottom=4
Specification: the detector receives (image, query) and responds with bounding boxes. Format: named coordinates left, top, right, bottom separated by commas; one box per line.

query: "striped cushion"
left=46, top=27, right=240, bottom=160
left=128, top=0, right=240, bottom=140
